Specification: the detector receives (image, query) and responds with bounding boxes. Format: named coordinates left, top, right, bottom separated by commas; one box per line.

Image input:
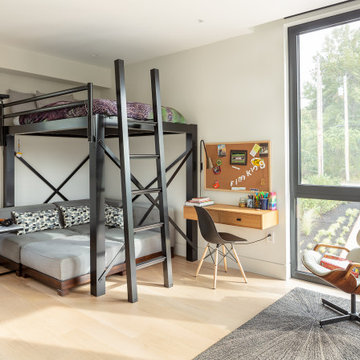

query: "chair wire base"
left=320, top=294, right=360, bottom=327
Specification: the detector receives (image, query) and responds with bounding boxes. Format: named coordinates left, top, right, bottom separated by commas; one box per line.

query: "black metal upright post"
left=89, top=81, right=106, bottom=297
left=186, top=127, right=198, bottom=261
left=151, top=68, right=173, bottom=288
left=3, top=134, right=15, bottom=207
left=115, top=59, right=138, bottom=303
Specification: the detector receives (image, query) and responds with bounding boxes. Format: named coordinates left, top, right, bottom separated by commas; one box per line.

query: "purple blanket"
left=19, top=99, right=185, bottom=125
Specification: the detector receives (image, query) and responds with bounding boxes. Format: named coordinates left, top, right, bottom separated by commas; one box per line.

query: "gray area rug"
left=194, top=287, right=360, bottom=360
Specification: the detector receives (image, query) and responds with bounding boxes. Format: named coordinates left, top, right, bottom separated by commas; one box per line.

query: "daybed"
left=0, top=199, right=175, bottom=295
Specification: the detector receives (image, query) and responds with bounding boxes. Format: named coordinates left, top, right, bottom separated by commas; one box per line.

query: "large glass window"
left=299, top=21, right=360, bottom=187
left=289, top=9, right=360, bottom=282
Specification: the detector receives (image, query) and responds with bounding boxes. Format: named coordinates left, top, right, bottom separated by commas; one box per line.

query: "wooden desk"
left=183, top=204, right=278, bottom=230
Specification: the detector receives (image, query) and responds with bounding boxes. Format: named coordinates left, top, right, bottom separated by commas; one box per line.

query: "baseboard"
left=175, top=243, right=286, bottom=280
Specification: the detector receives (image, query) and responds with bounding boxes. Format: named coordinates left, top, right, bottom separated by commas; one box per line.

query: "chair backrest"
left=195, top=207, right=224, bottom=245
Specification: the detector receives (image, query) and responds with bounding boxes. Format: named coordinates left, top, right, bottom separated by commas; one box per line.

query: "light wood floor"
left=0, top=256, right=346, bottom=360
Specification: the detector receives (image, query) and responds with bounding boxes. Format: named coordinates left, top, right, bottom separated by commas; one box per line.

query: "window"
left=289, top=9, right=360, bottom=282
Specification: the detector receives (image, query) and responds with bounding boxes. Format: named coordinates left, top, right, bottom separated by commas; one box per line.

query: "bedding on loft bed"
left=14, top=99, right=186, bottom=125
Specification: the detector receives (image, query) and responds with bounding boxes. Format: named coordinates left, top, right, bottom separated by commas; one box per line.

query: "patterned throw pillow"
left=12, top=209, right=61, bottom=235
left=60, top=205, right=90, bottom=228
left=105, top=204, right=123, bottom=228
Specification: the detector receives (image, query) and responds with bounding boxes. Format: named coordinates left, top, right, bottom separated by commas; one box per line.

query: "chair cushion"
left=302, top=250, right=332, bottom=277
left=346, top=248, right=360, bottom=264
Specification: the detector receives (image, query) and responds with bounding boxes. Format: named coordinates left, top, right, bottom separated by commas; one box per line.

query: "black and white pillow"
left=105, top=205, right=123, bottom=228
left=60, top=205, right=90, bottom=228
left=12, top=209, right=61, bottom=235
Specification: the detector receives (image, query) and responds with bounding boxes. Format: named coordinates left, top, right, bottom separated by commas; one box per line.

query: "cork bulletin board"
left=204, top=141, right=271, bottom=192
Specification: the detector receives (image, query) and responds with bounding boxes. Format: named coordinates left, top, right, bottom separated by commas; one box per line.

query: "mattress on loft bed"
left=14, top=99, right=186, bottom=125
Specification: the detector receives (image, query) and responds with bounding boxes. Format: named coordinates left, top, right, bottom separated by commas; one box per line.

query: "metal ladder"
left=114, top=59, right=173, bottom=303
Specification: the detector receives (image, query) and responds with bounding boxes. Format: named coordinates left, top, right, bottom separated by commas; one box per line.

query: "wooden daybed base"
left=1, top=250, right=172, bottom=296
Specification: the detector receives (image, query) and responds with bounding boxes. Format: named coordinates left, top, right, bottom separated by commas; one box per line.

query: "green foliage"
left=301, top=209, right=316, bottom=236
left=300, top=197, right=342, bottom=217
left=336, top=237, right=346, bottom=245
left=346, top=208, right=360, bottom=217
left=301, top=24, right=360, bottom=183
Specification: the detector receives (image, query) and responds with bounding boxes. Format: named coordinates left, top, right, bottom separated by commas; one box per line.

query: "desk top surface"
left=184, top=204, right=277, bottom=215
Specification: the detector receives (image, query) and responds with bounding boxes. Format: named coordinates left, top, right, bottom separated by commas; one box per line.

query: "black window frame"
left=289, top=9, right=360, bottom=283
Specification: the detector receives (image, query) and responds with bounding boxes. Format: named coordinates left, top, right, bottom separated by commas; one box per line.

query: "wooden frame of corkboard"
left=204, top=141, right=271, bottom=193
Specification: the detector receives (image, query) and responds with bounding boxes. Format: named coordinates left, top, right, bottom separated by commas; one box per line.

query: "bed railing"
left=0, top=83, right=93, bottom=145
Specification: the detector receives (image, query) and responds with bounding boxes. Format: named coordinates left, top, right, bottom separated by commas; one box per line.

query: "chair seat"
left=303, top=250, right=360, bottom=288
left=218, top=232, right=247, bottom=243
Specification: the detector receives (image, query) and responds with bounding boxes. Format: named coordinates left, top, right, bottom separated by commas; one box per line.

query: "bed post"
left=89, top=84, right=106, bottom=296
left=3, top=133, right=15, bottom=207
left=1, top=100, right=14, bottom=207
left=186, top=126, right=198, bottom=261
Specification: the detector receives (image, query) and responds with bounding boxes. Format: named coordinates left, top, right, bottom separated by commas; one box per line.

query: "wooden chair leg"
left=195, top=245, right=209, bottom=277
left=232, top=246, right=247, bottom=283
left=222, top=245, right=227, bottom=272
left=213, top=247, right=219, bottom=289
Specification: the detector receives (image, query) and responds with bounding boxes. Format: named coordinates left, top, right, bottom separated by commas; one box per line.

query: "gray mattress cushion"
left=0, top=228, right=75, bottom=263
left=68, top=223, right=90, bottom=235
left=21, top=237, right=124, bottom=281
left=70, top=224, right=124, bottom=242
left=133, top=230, right=161, bottom=259
left=20, top=229, right=161, bottom=281
left=70, top=224, right=161, bottom=252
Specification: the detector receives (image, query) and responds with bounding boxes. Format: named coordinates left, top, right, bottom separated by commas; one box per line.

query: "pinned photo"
left=217, top=144, right=226, bottom=157
left=259, top=143, right=269, bottom=157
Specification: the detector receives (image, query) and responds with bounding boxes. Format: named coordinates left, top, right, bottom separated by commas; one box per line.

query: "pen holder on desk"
left=260, top=198, right=268, bottom=210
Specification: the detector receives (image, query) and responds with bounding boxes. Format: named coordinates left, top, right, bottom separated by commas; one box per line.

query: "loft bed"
left=0, top=60, right=198, bottom=300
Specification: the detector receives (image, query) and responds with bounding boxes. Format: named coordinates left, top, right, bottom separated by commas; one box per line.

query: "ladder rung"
left=136, top=256, right=166, bottom=270
left=128, top=119, right=157, bottom=126
left=134, top=222, right=163, bottom=232
left=130, top=154, right=159, bottom=159
left=132, top=188, right=161, bottom=195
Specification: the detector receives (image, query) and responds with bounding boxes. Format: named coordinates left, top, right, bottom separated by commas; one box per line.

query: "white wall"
left=119, top=1, right=360, bottom=280
left=0, top=54, right=110, bottom=206
left=120, top=21, right=288, bottom=279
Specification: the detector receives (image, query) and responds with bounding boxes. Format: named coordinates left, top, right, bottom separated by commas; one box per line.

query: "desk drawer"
left=219, top=211, right=261, bottom=229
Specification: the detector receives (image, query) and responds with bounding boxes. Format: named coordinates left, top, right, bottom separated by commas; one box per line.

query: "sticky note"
left=250, top=144, right=261, bottom=157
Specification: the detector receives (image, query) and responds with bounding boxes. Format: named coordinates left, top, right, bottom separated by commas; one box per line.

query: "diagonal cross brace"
left=15, top=153, right=68, bottom=202
left=137, top=148, right=192, bottom=226
left=131, top=149, right=189, bottom=203
left=45, top=155, right=89, bottom=203
left=99, top=140, right=196, bottom=250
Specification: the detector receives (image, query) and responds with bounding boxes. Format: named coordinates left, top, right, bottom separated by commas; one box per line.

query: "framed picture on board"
left=230, top=150, right=247, bottom=165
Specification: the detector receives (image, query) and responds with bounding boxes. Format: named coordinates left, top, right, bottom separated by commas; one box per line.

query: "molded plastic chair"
left=302, top=234, right=360, bottom=327
left=195, top=206, right=248, bottom=289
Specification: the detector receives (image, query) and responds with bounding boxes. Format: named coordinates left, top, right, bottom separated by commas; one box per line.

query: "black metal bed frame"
left=0, top=63, right=198, bottom=298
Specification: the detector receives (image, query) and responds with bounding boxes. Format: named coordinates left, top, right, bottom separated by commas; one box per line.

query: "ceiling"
left=0, top=0, right=348, bottom=67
